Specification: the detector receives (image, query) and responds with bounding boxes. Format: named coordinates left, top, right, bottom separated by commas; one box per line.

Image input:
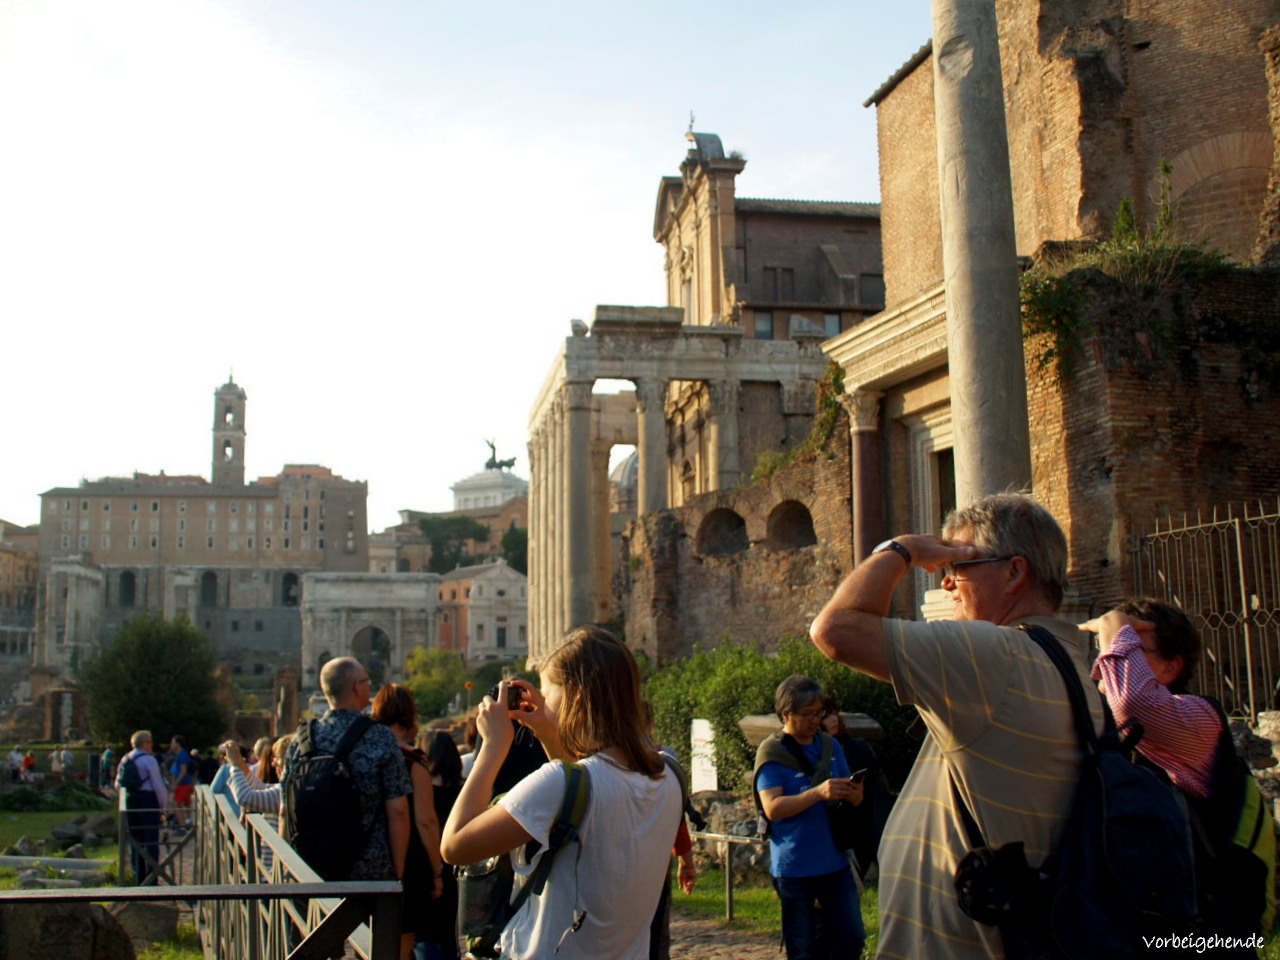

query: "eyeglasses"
left=355, top=676, right=371, bottom=686
left=790, top=709, right=831, bottom=722
left=942, top=556, right=1015, bottom=580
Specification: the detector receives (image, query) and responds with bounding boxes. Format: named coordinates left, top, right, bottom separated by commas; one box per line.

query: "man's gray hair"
left=320, top=657, right=364, bottom=704
left=942, top=492, right=1068, bottom=610
left=131, top=730, right=152, bottom=749
left=774, top=674, right=825, bottom=722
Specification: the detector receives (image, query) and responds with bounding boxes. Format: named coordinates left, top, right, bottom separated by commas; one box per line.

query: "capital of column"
left=634, top=379, right=667, bottom=414
left=562, top=380, right=594, bottom=410
left=707, top=378, right=740, bottom=417
left=839, top=388, right=885, bottom=433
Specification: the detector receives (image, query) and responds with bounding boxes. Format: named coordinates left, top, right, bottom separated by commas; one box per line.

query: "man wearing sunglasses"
left=810, top=492, right=1100, bottom=960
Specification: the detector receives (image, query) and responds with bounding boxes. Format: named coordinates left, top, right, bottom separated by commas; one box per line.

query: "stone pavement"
left=669, top=912, right=781, bottom=960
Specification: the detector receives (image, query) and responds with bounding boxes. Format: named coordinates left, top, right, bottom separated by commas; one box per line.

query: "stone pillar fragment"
left=841, top=389, right=885, bottom=563
left=931, top=0, right=1030, bottom=503
left=635, top=379, right=669, bottom=514
left=707, top=379, right=741, bottom=490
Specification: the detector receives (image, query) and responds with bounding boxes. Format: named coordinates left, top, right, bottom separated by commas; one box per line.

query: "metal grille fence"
left=1132, top=500, right=1280, bottom=723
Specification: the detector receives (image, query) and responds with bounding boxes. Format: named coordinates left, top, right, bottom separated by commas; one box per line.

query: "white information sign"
left=690, top=718, right=717, bottom=793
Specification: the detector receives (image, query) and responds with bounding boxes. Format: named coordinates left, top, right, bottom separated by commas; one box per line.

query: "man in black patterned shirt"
left=287, top=657, right=410, bottom=880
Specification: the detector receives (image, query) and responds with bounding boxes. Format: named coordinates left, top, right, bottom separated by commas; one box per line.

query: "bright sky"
left=0, top=0, right=932, bottom=531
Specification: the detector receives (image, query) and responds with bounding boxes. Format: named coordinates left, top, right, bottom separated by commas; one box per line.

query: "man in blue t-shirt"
left=754, top=675, right=865, bottom=960
left=168, top=735, right=195, bottom=831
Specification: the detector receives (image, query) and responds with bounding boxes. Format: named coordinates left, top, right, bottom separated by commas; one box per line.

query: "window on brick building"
left=754, top=311, right=774, bottom=340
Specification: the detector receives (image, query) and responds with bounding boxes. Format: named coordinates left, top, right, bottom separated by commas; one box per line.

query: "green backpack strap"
left=507, top=760, right=591, bottom=917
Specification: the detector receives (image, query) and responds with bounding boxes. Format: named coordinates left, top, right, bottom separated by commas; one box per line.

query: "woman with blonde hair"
left=442, top=626, right=683, bottom=959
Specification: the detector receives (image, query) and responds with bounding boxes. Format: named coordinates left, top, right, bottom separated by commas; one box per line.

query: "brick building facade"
left=35, top=379, right=369, bottom=682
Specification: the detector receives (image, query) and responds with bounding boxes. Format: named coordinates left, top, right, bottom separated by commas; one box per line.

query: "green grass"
left=0, top=810, right=119, bottom=864
left=137, top=923, right=203, bottom=960
left=669, top=864, right=881, bottom=953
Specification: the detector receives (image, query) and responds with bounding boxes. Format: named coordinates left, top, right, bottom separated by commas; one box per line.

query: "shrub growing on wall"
left=645, top=633, right=919, bottom=792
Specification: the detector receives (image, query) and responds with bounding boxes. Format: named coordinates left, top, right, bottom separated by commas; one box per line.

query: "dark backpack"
left=1185, top=697, right=1277, bottom=937
left=953, top=624, right=1198, bottom=960
left=118, top=753, right=144, bottom=794
left=281, top=715, right=375, bottom=881
left=456, top=760, right=591, bottom=958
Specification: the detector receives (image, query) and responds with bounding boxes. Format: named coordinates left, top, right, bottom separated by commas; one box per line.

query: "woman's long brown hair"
left=542, top=625, right=663, bottom=778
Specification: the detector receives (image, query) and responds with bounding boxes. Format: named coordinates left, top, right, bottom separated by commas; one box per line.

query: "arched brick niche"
left=766, top=500, right=817, bottom=550
left=695, top=508, right=749, bottom=557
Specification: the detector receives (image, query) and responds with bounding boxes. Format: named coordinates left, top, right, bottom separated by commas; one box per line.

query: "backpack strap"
left=333, top=715, right=376, bottom=763
left=956, top=625, right=1106, bottom=852
left=508, top=760, right=591, bottom=916
left=661, top=751, right=706, bottom=831
left=1019, top=623, right=1113, bottom=753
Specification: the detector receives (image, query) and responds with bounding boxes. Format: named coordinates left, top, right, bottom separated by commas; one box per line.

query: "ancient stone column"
left=841, top=389, right=885, bottom=562
left=589, top=440, right=613, bottom=622
left=522, top=442, right=537, bottom=660
left=931, top=0, right=1031, bottom=502
left=635, top=379, right=669, bottom=514
left=550, top=395, right=565, bottom=640
left=564, top=381, right=595, bottom=628
left=707, top=379, right=742, bottom=490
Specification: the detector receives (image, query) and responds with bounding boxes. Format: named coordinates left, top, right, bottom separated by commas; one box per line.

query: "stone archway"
left=350, top=626, right=392, bottom=688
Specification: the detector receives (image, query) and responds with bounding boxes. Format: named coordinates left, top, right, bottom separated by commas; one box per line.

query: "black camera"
left=487, top=683, right=522, bottom=711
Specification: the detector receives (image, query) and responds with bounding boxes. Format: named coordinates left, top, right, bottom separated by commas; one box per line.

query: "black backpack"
left=118, top=753, right=144, bottom=793
left=953, top=624, right=1198, bottom=960
left=282, top=715, right=375, bottom=881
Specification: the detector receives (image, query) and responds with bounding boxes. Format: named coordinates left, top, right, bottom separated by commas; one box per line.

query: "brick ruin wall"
left=1029, top=267, right=1280, bottom=612
left=619, top=411, right=854, bottom=663
left=878, top=0, right=1277, bottom=302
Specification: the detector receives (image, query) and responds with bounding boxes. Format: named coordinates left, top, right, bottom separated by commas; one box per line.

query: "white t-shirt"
left=498, top=753, right=682, bottom=960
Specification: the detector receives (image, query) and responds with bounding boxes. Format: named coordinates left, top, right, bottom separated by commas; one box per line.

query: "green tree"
left=418, top=515, right=491, bottom=575
left=502, top=524, right=528, bottom=575
left=405, top=646, right=469, bottom=718
left=80, top=611, right=228, bottom=748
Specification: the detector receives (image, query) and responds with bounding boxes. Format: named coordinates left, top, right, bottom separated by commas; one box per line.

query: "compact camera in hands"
left=488, top=684, right=522, bottom=711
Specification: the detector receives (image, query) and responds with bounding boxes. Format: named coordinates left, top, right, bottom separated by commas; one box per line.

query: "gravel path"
left=669, top=912, right=781, bottom=960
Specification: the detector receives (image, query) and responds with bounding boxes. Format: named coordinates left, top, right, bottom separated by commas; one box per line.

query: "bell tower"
left=212, top=378, right=247, bottom=487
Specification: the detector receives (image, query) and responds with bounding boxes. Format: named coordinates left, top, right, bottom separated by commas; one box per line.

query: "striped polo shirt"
left=875, top=615, right=1102, bottom=960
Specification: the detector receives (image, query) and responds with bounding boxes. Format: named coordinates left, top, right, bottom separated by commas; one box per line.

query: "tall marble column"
left=549, top=395, right=565, bottom=642
left=841, top=389, right=884, bottom=563
left=707, top=378, right=741, bottom=491
left=931, top=0, right=1031, bottom=502
left=635, top=379, right=669, bottom=514
left=526, top=436, right=543, bottom=660
left=589, top=440, right=613, bottom=622
left=564, top=381, right=594, bottom=628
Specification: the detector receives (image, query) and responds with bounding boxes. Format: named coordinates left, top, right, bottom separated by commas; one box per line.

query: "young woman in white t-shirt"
left=441, top=626, right=682, bottom=960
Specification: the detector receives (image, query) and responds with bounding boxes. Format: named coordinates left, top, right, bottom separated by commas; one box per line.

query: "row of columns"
left=528, top=375, right=745, bottom=661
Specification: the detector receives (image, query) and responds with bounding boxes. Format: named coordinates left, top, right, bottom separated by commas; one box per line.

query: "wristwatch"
left=872, top=539, right=912, bottom=566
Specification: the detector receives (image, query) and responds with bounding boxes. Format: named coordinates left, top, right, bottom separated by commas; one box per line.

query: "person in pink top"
left=1083, top=598, right=1273, bottom=952
left=1083, top=599, right=1219, bottom=797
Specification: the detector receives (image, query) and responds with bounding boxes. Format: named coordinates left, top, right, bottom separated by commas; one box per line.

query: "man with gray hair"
left=284, top=657, right=409, bottom=881
left=810, top=492, right=1101, bottom=960
left=117, top=729, right=168, bottom=885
